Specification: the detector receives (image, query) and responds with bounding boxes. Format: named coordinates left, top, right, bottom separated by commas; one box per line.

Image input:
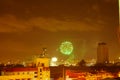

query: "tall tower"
left=97, top=42, right=109, bottom=64
left=34, top=48, right=50, bottom=80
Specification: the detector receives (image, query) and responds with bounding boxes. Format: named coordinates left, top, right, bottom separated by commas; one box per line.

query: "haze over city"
left=0, top=0, right=119, bottom=62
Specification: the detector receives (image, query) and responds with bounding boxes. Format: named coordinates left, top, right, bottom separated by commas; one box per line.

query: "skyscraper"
left=97, top=42, right=109, bottom=64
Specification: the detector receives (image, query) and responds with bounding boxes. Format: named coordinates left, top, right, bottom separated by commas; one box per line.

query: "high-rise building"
left=97, top=42, right=109, bottom=64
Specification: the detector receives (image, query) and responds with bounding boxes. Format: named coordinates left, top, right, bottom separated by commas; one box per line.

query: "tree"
left=77, top=59, right=86, bottom=67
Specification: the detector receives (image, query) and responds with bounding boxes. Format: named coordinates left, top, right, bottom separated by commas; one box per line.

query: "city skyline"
left=0, top=0, right=119, bottom=62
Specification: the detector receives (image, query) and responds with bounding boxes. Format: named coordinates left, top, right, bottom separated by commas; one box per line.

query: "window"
left=40, top=69, right=42, bottom=72
left=17, top=73, right=20, bottom=75
left=34, top=76, right=37, bottom=78
left=38, top=62, right=40, bottom=66
left=34, top=72, right=37, bottom=74
left=28, top=78, right=31, bottom=80
left=41, top=63, right=44, bottom=67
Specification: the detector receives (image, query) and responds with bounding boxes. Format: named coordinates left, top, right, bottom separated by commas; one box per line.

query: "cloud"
left=0, top=15, right=104, bottom=33
left=0, top=15, right=31, bottom=32
left=29, top=17, right=104, bottom=32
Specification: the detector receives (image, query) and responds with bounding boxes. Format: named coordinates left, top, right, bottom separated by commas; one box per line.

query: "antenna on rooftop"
left=40, top=48, right=47, bottom=57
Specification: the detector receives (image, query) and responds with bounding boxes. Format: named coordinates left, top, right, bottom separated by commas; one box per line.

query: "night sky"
left=0, top=0, right=119, bottom=63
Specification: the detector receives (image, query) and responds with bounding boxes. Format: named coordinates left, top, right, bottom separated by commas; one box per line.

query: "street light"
left=50, top=57, right=58, bottom=66
left=51, top=57, right=58, bottom=62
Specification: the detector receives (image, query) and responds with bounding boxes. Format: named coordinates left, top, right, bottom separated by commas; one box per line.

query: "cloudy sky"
left=0, top=0, right=119, bottom=63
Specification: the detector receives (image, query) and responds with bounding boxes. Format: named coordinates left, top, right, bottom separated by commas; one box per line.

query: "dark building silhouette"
left=97, top=42, right=109, bottom=64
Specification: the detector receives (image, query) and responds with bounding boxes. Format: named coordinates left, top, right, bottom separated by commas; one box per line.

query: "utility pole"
left=63, top=65, right=65, bottom=80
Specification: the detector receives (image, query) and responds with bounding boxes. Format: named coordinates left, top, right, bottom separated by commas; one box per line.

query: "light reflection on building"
left=118, top=72, right=120, bottom=77
left=65, top=70, right=115, bottom=80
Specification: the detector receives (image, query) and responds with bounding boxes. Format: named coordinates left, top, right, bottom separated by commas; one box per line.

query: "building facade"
left=0, top=57, right=50, bottom=80
left=97, top=42, right=109, bottom=64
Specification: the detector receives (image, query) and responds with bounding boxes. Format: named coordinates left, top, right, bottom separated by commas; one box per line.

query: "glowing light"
left=60, top=41, right=73, bottom=55
left=119, top=57, right=120, bottom=59
left=51, top=57, right=57, bottom=62
left=50, top=57, right=58, bottom=66
left=118, top=72, right=120, bottom=77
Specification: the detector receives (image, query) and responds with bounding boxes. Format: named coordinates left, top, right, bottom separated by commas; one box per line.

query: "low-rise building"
left=0, top=57, right=50, bottom=80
